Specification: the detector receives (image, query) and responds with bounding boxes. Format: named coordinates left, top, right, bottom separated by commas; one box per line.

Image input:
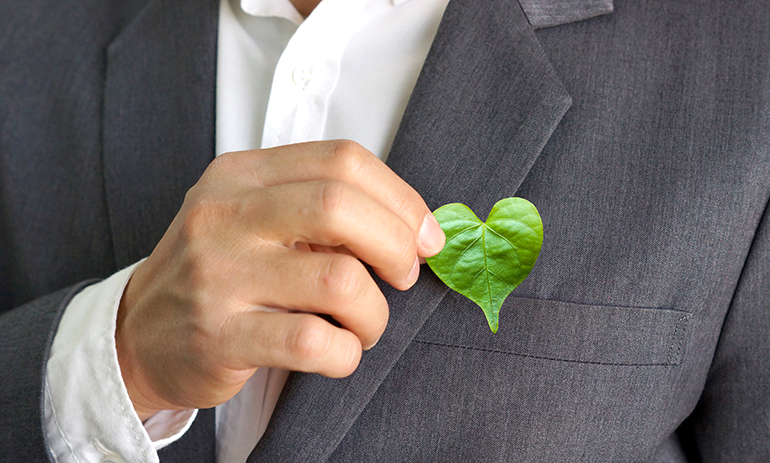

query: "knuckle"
left=205, top=151, right=265, bottom=186
left=182, top=183, right=202, bottom=205
left=329, top=139, right=368, bottom=174
left=181, top=194, right=242, bottom=244
left=317, top=180, right=351, bottom=218
left=322, top=256, right=388, bottom=343
left=396, top=192, right=425, bottom=228
left=175, top=206, right=237, bottom=290
left=181, top=198, right=220, bottom=240
left=206, top=152, right=236, bottom=177
left=330, top=139, right=362, bottom=158
left=288, top=316, right=332, bottom=367
left=321, top=255, right=364, bottom=305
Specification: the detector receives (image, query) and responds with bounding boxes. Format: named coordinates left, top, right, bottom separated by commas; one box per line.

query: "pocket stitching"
left=412, top=339, right=681, bottom=367
left=666, top=314, right=691, bottom=365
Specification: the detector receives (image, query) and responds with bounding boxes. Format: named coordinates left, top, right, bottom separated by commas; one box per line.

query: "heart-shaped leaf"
left=426, top=198, right=543, bottom=333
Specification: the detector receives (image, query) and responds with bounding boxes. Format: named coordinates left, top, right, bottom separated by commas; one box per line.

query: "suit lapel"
left=519, top=0, right=613, bottom=29
left=103, top=0, right=219, bottom=268
left=251, top=0, right=572, bottom=460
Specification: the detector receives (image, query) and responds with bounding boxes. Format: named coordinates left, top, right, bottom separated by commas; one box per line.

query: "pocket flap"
left=414, top=294, right=691, bottom=366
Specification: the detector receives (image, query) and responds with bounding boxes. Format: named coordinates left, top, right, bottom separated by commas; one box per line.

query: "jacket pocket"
left=413, top=293, right=692, bottom=366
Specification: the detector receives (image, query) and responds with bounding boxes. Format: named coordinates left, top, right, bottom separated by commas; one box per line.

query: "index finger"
left=219, top=140, right=445, bottom=257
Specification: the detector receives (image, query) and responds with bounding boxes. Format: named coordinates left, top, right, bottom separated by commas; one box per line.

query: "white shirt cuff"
left=44, top=262, right=197, bottom=463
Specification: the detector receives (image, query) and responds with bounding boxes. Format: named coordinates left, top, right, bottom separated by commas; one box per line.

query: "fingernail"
left=366, top=337, right=380, bottom=350
left=420, top=213, right=445, bottom=256
left=406, top=255, right=420, bottom=288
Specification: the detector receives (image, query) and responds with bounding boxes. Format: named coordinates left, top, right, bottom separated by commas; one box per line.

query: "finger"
left=224, top=311, right=363, bottom=378
left=220, top=140, right=445, bottom=256
left=235, top=248, right=388, bottom=349
left=247, top=180, right=421, bottom=290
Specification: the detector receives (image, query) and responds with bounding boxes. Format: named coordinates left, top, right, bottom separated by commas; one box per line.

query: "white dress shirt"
left=44, top=0, right=449, bottom=461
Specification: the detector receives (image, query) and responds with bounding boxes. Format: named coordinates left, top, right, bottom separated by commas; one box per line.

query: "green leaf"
left=426, top=198, right=543, bottom=333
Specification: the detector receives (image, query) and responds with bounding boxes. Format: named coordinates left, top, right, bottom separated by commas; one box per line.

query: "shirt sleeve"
left=44, top=262, right=197, bottom=463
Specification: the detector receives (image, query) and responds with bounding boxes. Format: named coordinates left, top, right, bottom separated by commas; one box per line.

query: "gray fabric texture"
left=1, top=0, right=769, bottom=461
left=156, top=408, right=217, bottom=462
left=0, top=0, right=219, bottom=461
left=103, top=0, right=219, bottom=268
left=256, top=0, right=770, bottom=460
left=0, top=283, right=92, bottom=462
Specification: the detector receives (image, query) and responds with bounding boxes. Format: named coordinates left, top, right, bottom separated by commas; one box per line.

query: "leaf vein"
left=443, top=223, right=482, bottom=246
left=445, top=234, right=483, bottom=283
left=482, top=225, right=493, bottom=310
left=486, top=225, right=521, bottom=251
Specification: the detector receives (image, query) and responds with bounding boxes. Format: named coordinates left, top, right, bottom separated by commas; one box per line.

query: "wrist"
left=116, top=274, right=164, bottom=422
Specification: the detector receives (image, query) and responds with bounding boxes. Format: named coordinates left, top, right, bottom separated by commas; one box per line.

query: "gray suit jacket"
left=1, top=0, right=768, bottom=461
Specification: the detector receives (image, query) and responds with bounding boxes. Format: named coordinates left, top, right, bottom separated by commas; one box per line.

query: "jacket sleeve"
left=0, top=281, right=95, bottom=462
left=44, top=263, right=198, bottom=463
left=686, top=197, right=770, bottom=460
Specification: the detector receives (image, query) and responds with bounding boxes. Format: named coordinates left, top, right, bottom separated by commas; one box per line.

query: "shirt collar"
left=241, top=0, right=304, bottom=23
left=241, top=0, right=414, bottom=21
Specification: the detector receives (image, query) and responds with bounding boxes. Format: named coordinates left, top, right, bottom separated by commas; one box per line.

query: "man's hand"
left=115, top=140, right=445, bottom=421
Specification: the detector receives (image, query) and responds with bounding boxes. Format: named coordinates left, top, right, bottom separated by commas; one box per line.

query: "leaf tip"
left=486, top=314, right=499, bottom=333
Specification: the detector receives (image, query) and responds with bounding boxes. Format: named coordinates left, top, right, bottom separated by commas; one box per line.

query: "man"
left=1, top=0, right=769, bottom=461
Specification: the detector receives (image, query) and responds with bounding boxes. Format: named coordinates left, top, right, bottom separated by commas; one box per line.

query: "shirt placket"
left=261, top=0, right=366, bottom=149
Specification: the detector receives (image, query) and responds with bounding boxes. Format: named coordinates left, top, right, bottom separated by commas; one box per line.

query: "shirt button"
left=292, top=65, right=314, bottom=90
